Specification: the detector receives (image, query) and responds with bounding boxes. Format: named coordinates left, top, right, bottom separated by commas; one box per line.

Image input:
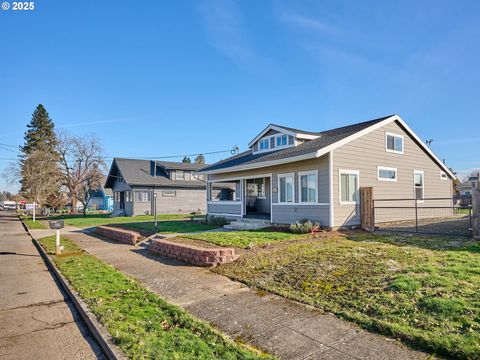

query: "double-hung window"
left=175, top=170, right=185, bottom=180
left=135, top=191, right=151, bottom=202
left=278, top=173, right=294, bottom=203
left=378, top=166, right=397, bottom=181
left=298, top=171, right=318, bottom=203
left=339, top=170, right=359, bottom=204
left=386, top=132, right=404, bottom=154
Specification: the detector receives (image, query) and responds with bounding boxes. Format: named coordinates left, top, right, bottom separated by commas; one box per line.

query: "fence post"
left=472, top=174, right=480, bottom=238
left=360, top=187, right=374, bottom=231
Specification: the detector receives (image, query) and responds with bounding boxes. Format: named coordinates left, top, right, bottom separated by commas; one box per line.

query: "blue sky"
left=1, top=0, right=479, bottom=192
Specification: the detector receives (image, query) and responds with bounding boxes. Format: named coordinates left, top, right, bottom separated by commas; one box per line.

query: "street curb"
left=20, top=218, right=127, bottom=360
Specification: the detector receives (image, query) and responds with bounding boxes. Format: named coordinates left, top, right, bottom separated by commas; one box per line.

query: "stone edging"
left=20, top=218, right=127, bottom=360
left=148, top=237, right=239, bottom=266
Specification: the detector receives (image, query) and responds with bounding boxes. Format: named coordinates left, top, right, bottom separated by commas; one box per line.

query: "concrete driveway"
left=0, top=212, right=105, bottom=360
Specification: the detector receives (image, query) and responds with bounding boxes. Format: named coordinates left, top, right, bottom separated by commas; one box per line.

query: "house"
left=105, top=158, right=207, bottom=216
left=459, top=176, right=479, bottom=197
left=88, top=188, right=113, bottom=211
left=199, top=114, right=455, bottom=229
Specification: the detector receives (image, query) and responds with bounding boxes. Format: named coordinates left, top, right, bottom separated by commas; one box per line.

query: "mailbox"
left=49, top=220, right=65, bottom=230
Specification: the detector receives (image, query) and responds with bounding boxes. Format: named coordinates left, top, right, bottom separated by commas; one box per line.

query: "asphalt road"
left=0, top=212, right=105, bottom=360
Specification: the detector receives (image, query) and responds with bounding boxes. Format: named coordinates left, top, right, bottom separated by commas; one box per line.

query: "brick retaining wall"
left=148, top=238, right=239, bottom=267
left=96, top=226, right=142, bottom=245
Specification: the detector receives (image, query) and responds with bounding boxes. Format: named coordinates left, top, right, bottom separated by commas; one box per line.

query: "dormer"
left=249, top=124, right=319, bottom=154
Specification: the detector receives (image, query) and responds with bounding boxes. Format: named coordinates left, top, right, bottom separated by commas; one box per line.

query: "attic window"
left=259, top=138, right=270, bottom=150
left=175, top=170, right=185, bottom=180
left=276, top=134, right=287, bottom=147
left=440, top=171, right=448, bottom=180
left=386, top=132, right=404, bottom=154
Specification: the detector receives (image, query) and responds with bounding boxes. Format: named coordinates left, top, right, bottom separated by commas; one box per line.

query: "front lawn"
left=47, top=213, right=192, bottom=228
left=22, top=217, right=47, bottom=229
left=214, top=233, right=480, bottom=358
left=38, top=235, right=271, bottom=360
left=183, top=230, right=307, bottom=248
left=119, top=220, right=218, bottom=234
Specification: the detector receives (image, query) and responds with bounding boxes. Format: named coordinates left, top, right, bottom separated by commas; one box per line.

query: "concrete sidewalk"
left=0, top=213, right=105, bottom=360
left=29, top=224, right=429, bottom=360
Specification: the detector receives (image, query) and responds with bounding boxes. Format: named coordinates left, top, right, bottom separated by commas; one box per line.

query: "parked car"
left=0, top=201, right=17, bottom=210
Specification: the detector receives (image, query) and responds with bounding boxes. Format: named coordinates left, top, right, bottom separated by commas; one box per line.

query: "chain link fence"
left=373, top=197, right=472, bottom=237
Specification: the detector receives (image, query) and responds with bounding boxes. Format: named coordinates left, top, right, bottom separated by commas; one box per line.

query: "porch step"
left=224, top=218, right=271, bottom=230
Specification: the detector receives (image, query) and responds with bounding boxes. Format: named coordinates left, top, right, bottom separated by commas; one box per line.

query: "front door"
left=119, top=192, right=125, bottom=210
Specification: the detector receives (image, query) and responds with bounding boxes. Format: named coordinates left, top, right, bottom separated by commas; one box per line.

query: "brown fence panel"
left=360, top=187, right=374, bottom=231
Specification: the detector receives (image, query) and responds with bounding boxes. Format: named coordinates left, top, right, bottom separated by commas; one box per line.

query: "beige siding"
left=208, top=156, right=330, bottom=225
left=332, top=120, right=453, bottom=228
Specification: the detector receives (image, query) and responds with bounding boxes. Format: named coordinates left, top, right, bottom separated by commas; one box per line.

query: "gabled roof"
left=200, top=114, right=456, bottom=179
left=105, top=158, right=206, bottom=189
left=248, top=123, right=320, bottom=147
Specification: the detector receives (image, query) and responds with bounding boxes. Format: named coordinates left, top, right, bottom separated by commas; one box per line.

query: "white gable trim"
left=314, top=115, right=455, bottom=179
left=248, top=124, right=318, bottom=148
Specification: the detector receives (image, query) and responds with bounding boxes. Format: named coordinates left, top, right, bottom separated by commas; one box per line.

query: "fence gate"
left=373, top=197, right=473, bottom=237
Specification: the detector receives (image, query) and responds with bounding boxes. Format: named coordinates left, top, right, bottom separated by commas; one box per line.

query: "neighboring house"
left=459, top=176, right=479, bottom=197
left=199, top=114, right=455, bottom=229
left=88, top=188, right=114, bottom=211
left=105, top=158, right=207, bottom=216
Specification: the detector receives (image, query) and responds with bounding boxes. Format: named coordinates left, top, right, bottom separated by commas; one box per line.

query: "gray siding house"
left=105, top=158, right=206, bottom=216
left=199, top=115, right=455, bottom=229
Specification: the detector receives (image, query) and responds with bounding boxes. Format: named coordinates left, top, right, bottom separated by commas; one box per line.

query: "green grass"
left=38, top=235, right=272, bottom=360
left=213, top=233, right=480, bottom=359
left=120, top=221, right=218, bottom=234
left=183, top=230, right=307, bottom=249
left=46, top=213, right=193, bottom=228
left=22, top=217, right=47, bottom=229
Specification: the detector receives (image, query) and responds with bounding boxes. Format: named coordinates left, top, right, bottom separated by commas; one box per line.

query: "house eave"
left=199, top=152, right=319, bottom=175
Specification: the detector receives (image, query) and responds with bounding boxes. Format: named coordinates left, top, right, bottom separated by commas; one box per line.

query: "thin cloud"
left=279, top=11, right=334, bottom=33
left=198, top=0, right=277, bottom=74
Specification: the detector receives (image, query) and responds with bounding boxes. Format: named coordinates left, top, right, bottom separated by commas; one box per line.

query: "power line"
left=0, top=142, right=18, bottom=149
left=0, top=146, right=19, bottom=154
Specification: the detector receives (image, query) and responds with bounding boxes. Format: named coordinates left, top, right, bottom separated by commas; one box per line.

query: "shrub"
left=290, top=218, right=320, bottom=234
left=207, top=216, right=229, bottom=226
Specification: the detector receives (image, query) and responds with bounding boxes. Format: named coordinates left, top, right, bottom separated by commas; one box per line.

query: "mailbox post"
left=49, top=220, right=65, bottom=255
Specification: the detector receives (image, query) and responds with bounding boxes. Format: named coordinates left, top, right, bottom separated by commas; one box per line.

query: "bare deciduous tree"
left=57, top=132, right=106, bottom=216
left=5, top=151, right=61, bottom=205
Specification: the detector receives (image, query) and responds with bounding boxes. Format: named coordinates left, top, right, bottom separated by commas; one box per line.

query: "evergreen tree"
left=19, top=104, right=60, bottom=201
left=182, top=156, right=192, bottom=163
left=194, top=154, right=205, bottom=164
left=21, top=104, right=58, bottom=156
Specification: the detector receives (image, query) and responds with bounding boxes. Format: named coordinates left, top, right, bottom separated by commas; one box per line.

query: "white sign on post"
left=25, top=203, right=36, bottom=222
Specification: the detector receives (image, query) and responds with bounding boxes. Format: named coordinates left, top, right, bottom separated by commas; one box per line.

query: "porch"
left=207, top=175, right=272, bottom=221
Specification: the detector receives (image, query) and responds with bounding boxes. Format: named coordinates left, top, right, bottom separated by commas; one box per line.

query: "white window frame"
left=259, top=138, right=270, bottom=151
left=277, top=172, right=295, bottom=204
left=413, top=170, right=425, bottom=203
left=298, top=170, right=318, bottom=204
left=175, top=170, right=185, bottom=180
left=385, top=132, right=404, bottom=154
left=377, top=166, right=398, bottom=182
left=440, top=171, right=448, bottom=180
left=338, top=169, right=360, bottom=205
left=276, top=134, right=288, bottom=147
left=135, top=191, right=151, bottom=203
